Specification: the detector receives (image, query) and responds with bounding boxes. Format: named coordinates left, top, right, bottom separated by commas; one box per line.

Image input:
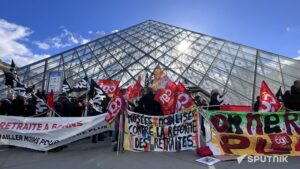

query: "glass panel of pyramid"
left=1, top=20, right=300, bottom=106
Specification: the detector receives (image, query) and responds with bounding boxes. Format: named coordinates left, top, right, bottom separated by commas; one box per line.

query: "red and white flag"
left=105, top=88, right=126, bottom=124
left=154, top=81, right=177, bottom=115
left=258, top=80, right=281, bottom=112
left=176, top=82, right=196, bottom=113
left=98, top=80, right=120, bottom=98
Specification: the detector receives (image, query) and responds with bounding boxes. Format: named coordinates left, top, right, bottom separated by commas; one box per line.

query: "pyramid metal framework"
left=1, top=20, right=300, bottom=105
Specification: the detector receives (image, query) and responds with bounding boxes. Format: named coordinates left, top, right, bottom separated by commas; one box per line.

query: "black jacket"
left=141, top=92, right=163, bottom=116
left=209, top=93, right=222, bottom=110
left=0, top=99, right=12, bottom=115
left=283, top=86, right=300, bottom=111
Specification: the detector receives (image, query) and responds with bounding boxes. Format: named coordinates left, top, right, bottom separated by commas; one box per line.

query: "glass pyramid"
left=1, top=20, right=300, bottom=105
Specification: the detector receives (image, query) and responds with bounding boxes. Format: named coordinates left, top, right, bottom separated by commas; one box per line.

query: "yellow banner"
left=206, top=111, right=300, bottom=156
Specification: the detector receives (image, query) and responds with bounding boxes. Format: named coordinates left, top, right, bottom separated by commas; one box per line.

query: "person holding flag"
left=140, top=87, right=163, bottom=116
left=283, top=80, right=300, bottom=111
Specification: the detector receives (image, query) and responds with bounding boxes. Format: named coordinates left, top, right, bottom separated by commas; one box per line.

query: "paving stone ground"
left=0, top=138, right=299, bottom=169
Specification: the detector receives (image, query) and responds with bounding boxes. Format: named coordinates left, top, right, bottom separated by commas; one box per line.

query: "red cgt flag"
left=154, top=81, right=177, bottom=115
left=98, top=80, right=120, bottom=98
left=258, top=80, right=281, bottom=112
left=176, top=82, right=196, bottom=112
left=105, top=88, right=126, bottom=124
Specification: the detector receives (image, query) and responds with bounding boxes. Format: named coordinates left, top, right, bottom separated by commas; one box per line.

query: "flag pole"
left=198, top=107, right=224, bottom=144
left=84, top=85, right=89, bottom=117
left=32, top=92, right=61, bottom=117
left=117, top=112, right=124, bottom=156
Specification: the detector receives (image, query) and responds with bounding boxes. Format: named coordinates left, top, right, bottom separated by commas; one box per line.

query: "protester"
left=24, top=95, right=37, bottom=116
left=194, top=96, right=203, bottom=107
left=209, top=89, right=223, bottom=110
left=10, top=95, right=27, bottom=116
left=55, top=92, right=75, bottom=117
left=134, top=99, right=145, bottom=114
left=36, top=89, right=43, bottom=99
left=253, top=96, right=260, bottom=112
left=0, top=92, right=14, bottom=115
left=41, top=90, right=47, bottom=100
left=283, top=80, right=300, bottom=111
left=73, top=98, right=84, bottom=117
left=140, top=87, right=163, bottom=116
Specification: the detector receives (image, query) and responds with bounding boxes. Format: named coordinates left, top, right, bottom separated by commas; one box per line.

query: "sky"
left=0, top=0, right=300, bottom=67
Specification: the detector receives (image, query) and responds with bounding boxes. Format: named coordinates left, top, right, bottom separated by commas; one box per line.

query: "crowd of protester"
left=1, top=80, right=300, bottom=118
left=1, top=79, right=300, bottom=152
left=2, top=81, right=300, bottom=115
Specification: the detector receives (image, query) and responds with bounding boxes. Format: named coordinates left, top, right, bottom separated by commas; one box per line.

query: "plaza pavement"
left=0, top=138, right=299, bottom=169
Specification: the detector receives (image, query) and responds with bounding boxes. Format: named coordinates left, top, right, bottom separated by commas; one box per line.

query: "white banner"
left=0, top=113, right=112, bottom=151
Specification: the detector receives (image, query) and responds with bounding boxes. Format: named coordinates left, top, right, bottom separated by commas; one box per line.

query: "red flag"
left=105, top=88, right=126, bottom=124
left=47, top=90, right=55, bottom=110
left=176, top=82, right=196, bottom=113
left=258, top=80, right=281, bottom=112
left=132, top=76, right=142, bottom=98
left=154, top=81, right=177, bottom=115
left=98, top=80, right=120, bottom=97
left=123, top=86, right=134, bottom=101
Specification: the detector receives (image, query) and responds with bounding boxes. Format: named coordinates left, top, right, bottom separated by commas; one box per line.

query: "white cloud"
left=0, top=19, right=50, bottom=67
left=34, top=27, right=90, bottom=50
left=87, top=29, right=118, bottom=39
left=111, top=29, right=119, bottom=33
left=33, top=41, right=50, bottom=50
left=80, top=37, right=90, bottom=44
left=0, top=19, right=32, bottom=59
left=8, top=54, right=50, bottom=67
left=293, top=50, right=300, bottom=60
